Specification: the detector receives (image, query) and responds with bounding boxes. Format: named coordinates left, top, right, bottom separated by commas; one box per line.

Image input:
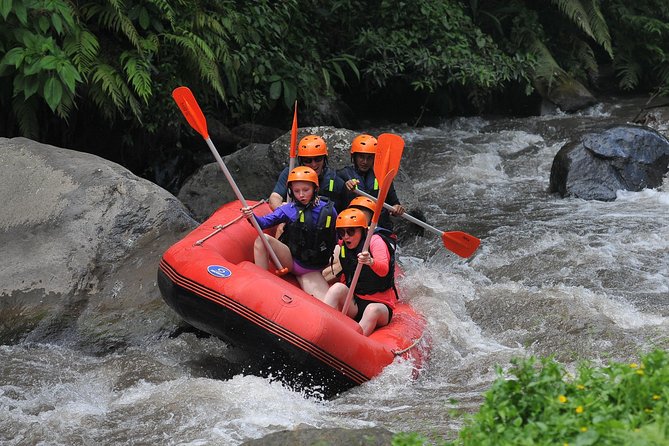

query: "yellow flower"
left=636, top=369, right=645, bottom=376
left=580, top=427, right=588, bottom=432
left=645, top=408, right=653, bottom=413
left=630, top=363, right=639, bottom=369
left=575, top=406, right=584, bottom=414
left=563, top=443, right=569, bottom=446
left=558, top=395, right=568, bottom=403
left=576, top=384, right=585, bottom=390
left=653, top=394, right=661, bottom=400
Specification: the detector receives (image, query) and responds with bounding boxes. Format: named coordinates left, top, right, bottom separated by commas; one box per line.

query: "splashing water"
left=2, top=97, right=667, bottom=444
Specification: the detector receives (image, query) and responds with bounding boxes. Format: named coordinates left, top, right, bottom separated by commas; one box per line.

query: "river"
left=2, top=97, right=668, bottom=445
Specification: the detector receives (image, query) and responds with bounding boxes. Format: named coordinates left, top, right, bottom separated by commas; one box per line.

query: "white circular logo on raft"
left=207, top=265, right=231, bottom=278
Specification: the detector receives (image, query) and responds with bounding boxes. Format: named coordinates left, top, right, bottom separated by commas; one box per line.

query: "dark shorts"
left=353, top=296, right=393, bottom=323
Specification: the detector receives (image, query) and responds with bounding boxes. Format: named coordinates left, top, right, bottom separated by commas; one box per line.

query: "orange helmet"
left=298, top=135, right=328, bottom=157
left=336, top=208, right=369, bottom=229
left=349, top=196, right=376, bottom=214
left=351, top=134, right=377, bottom=155
left=287, top=166, right=319, bottom=188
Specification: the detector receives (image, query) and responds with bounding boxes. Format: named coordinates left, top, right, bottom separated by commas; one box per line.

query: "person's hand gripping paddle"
left=341, top=133, right=404, bottom=316
left=172, top=86, right=288, bottom=275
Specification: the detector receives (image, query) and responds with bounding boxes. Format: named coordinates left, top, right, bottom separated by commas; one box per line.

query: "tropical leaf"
left=120, top=50, right=152, bottom=102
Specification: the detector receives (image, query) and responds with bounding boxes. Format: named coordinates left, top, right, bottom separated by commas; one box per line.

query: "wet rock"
left=0, top=137, right=196, bottom=345
left=634, top=103, right=669, bottom=139
left=231, top=123, right=285, bottom=147
left=534, top=76, right=597, bottom=112
left=549, top=124, right=669, bottom=201
left=240, top=427, right=394, bottom=446
left=300, top=97, right=359, bottom=129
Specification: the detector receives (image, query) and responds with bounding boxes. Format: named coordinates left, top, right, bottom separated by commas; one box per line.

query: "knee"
left=324, top=283, right=346, bottom=306
left=365, top=305, right=388, bottom=324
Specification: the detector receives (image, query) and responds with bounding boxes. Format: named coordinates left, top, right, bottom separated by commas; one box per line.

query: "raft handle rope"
left=194, top=201, right=265, bottom=246
left=392, top=332, right=425, bottom=356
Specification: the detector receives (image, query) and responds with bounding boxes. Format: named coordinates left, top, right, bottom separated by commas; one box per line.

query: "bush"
left=445, top=350, right=669, bottom=445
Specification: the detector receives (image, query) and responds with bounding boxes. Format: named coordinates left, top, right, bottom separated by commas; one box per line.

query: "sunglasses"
left=337, top=228, right=359, bottom=238
left=300, top=156, right=325, bottom=164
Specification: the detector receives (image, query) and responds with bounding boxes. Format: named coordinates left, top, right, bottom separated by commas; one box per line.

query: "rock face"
left=239, top=427, right=394, bottom=446
left=0, top=137, right=197, bottom=345
left=534, top=75, right=597, bottom=113
left=549, top=125, right=669, bottom=201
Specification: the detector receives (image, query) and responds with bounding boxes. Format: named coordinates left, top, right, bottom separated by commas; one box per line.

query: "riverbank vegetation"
left=392, top=349, right=669, bottom=445
left=1, top=0, right=668, bottom=184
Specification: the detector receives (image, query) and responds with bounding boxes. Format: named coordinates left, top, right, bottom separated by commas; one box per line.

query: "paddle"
left=172, top=86, right=289, bottom=275
left=351, top=188, right=481, bottom=258
left=287, top=101, right=298, bottom=203
left=341, top=133, right=404, bottom=316
left=289, top=100, right=298, bottom=172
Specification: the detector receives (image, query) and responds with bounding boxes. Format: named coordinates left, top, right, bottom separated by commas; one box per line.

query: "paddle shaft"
left=341, top=220, right=377, bottom=316
left=204, top=137, right=286, bottom=273
left=287, top=101, right=298, bottom=203
left=286, top=158, right=296, bottom=203
left=352, top=188, right=443, bottom=238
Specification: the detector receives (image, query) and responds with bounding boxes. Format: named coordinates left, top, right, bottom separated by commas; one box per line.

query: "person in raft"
left=268, top=134, right=346, bottom=212
left=242, top=166, right=337, bottom=300
left=337, top=134, right=405, bottom=231
left=323, top=207, right=398, bottom=336
left=322, top=195, right=397, bottom=283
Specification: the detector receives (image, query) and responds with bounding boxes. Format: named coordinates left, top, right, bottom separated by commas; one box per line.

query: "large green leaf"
left=43, top=76, right=63, bottom=112
left=0, top=0, right=11, bottom=20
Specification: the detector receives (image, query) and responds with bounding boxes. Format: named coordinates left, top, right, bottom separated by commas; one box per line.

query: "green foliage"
left=391, top=432, right=431, bottom=446
left=0, top=0, right=361, bottom=142
left=342, top=0, right=534, bottom=109
left=444, top=350, right=669, bottom=445
left=472, top=0, right=613, bottom=90
left=601, top=1, right=669, bottom=96
left=1, top=0, right=668, bottom=160
left=0, top=0, right=87, bottom=137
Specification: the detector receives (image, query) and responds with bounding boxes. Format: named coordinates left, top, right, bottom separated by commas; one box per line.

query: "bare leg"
left=297, top=271, right=331, bottom=301
left=253, top=235, right=293, bottom=272
left=323, top=283, right=358, bottom=318
left=358, top=303, right=390, bottom=336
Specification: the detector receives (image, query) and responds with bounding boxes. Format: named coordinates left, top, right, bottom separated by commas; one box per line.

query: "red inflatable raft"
left=158, top=200, right=428, bottom=397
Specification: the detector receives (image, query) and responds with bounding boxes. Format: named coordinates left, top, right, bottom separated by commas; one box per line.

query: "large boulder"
left=0, top=137, right=197, bottom=346
left=549, top=125, right=669, bottom=200
left=534, top=75, right=597, bottom=113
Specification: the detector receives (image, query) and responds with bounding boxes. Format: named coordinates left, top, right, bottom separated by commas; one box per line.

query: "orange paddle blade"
left=290, top=100, right=298, bottom=158
left=442, top=231, right=481, bottom=258
left=372, top=169, right=396, bottom=224
left=374, top=133, right=404, bottom=181
left=172, top=86, right=209, bottom=139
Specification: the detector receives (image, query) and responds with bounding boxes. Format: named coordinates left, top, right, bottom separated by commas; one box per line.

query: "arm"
left=268, top=192, right=284, bottom=210
left=386, top=183, right=405, bottom=216
left=269, top=167, right=290, bottom=210
left=242, top=204, right=292, bottom=229
left=322, top=244, right=342, bottom=283
left=337, top=166, right=360, bottom=192
left=365, top=234, right=390, bottom=276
